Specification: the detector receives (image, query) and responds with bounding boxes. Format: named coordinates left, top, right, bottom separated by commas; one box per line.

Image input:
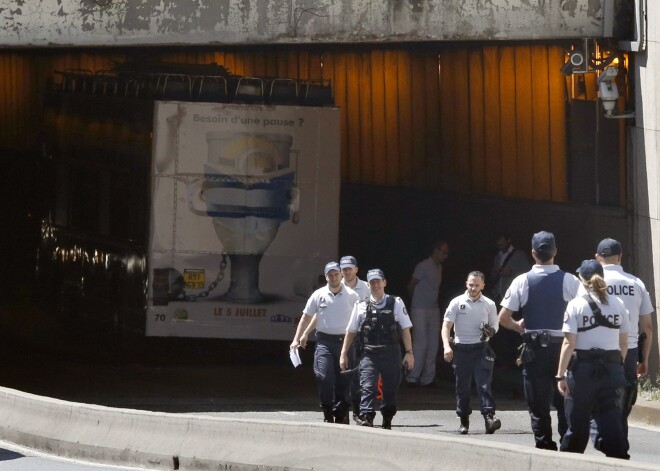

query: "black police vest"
left=521, top=270, right=567, bottom=331
left=359, top=296, right=400, bottom=347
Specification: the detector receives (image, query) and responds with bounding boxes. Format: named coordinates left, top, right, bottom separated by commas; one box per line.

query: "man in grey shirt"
left=406, top=240, right=448, bottom=387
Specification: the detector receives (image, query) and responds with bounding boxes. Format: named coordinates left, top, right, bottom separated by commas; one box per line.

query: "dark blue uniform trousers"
left=359, top=345, right=401, bottom=419
left=562, top=360, right=628, bottom=459
left=313, top=337, right=350, bottom=416
left=348, top=342, right=362, bottom=414
left=522, top=343, right=567, bottom=449
left=452, top=343, right=496, bottom=417
left=590, top=347, right=638, bottom=454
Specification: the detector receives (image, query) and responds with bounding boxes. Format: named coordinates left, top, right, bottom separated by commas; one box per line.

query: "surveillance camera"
left=569, top=51, right=584, bottom=67
left=560, top=50, right=587, bottom=76
left=597, top=65, right=618, bottom=85
left=598, top=67, right=619, bottom=116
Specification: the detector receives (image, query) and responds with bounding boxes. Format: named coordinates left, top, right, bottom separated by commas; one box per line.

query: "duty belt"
left=575, top=349, right=622, bottom=363
left=522, top=331, right=563, bottom=347
left=363, top=343, right=398, bottom=350
left=453, top=342, right=486, bottom=352
left=315, top=331, right=345, bottom=342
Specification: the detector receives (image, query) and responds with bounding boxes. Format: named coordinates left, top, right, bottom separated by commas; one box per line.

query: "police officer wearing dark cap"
left=339, top=269, right=414, bottom=429
left=442, top=271, right=501, bottom=435
left=338, top=255, right=370, bottom=424
left=585, top=238, right=654, bottom=455
left=340, top=255, right=370, bottom=301
left=296, top=256, right=370, bottom=424
left=499, top=231, right=580, bottom=450
left=290, top=261, right=359, bottom=423
left=556, top=259, right=630, bottom=459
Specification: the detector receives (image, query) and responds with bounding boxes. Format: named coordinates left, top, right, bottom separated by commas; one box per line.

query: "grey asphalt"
left=198, top=407, right=660, bottom=465
left=0, top=440, right=145, bottom=470
left=2, top=334, right=660, bottom=470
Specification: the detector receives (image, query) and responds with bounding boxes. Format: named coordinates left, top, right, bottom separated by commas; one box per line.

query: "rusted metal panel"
left=531, top=45, right=552, bottom=201
left=483, top=46, right=502, bottom=196
left=469, top=48, right=486, bottom=194
left=515, top=45, right=535, bottom=200
left=0, top=44, right=572, bottom=202
left=0, top=0, right=612, bottom=47
left=499, top=46, right=518, bottom=198
left=548, top=46, right=568, bottom=202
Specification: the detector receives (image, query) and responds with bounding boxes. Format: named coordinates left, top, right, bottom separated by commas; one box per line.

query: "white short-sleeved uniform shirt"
left=343, top=277, right=370, bottom=302
left=578, top=264, right=654, bottom=348
left=303, top=285, right=359, bottom=335
left=346, top=294, right=413, bottom=333
left=411, top=257, right=442, bottom=309
left=444, top=292, right=499, bottom=344
left=563, top=294, right=630, bottom=350
left=501, top=264, right=581, bottom=336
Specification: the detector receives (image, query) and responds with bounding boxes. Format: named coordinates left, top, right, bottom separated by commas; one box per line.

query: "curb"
left=629, top=398, right=660, bottom=428
left=1, top=386, right=658, bottom=471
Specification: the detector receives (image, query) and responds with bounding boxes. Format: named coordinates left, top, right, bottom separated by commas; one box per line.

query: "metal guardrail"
left=52, top=67, right=334, bottom=106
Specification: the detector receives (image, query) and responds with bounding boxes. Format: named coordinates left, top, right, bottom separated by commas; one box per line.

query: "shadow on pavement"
left=0, top=300, right=528, bottom=414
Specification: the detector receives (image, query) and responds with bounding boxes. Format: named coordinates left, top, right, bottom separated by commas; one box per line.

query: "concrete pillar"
left=631, top=1, right=660, bottom=380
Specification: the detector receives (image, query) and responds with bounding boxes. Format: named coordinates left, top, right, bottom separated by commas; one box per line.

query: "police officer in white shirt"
left=340, top=255, right=370, bottom=301
left=588, top=238, right=654, bottom=455
left=442, top=271, right=501, bottom=435
left=499, top=231, right=581, bottom=450
left=297, top=255, right=369, bottom=424
left=338, top=255, right=370, bottom=423
left=556, top=259, right=630, bottom=459
left=340, top=269, right=414, bottom=430
left=290, top=261, right=359, bottom=424
left=297, top=255, right=368, bottom=346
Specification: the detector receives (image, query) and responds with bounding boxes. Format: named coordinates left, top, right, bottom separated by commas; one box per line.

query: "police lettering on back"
left=579, top=313, right=622, bottom=328
left=607, top=285, right=634, bottom=296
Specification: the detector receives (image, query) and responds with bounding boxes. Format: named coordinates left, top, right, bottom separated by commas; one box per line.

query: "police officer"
left=338, top=255, right=371, bottom=424
left=340, top=269, right=414, bottom=430
left=290, top=261, right=359, bottom=424
left=556, top=259, right=630, bottom=459
left=297, top=256, right=369, bottom=344
left=297, top=256, right=370, bottom=424
left=441, top=271, right=501, bottom=435
left=589, top=238, right=654, bottom=454
left=340, top=255, right=370, bottom=301
left=498, top=231, right=580, bottom=450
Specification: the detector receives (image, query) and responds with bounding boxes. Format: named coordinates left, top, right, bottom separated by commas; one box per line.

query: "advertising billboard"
left=147, top=102, right=340, bottom=339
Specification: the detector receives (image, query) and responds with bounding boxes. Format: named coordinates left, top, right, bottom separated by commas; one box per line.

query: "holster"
left=622, top=382, right=637, bottom=414
left=481, top=344, right=496, bottom=370
left=567, top=351, right=578, bottom=371
left=638, top=332, right=647, bottom=363
left=516, top=341, right=535, bottom=365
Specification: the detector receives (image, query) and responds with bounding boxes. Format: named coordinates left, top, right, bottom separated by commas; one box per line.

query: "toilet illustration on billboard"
left=154, top=132, right=300, bottom=305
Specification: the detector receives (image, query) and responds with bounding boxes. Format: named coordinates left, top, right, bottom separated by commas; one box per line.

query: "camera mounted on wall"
left=560, top=38, right=593, bottom=76
left=560, top=38, right=634, bottom=119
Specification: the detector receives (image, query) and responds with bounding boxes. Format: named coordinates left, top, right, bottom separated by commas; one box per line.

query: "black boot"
left=459, top=416, right=469, bottom=435
left=322, top=408, right=334, bottom=423
left=536, top=441, right=558, bottom=451
left=484, top=413, right=501, bottom=434
left=381, top=416, right=392, bottom=430
left=352, top=402, right=361, bottom=424
left=334, top=411, right=349, bottom=425
left=356, top=414, right=374, bottom=427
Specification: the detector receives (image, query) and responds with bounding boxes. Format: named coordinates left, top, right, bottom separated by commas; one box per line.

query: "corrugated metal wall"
left=0, top=43, right=569, bottom=202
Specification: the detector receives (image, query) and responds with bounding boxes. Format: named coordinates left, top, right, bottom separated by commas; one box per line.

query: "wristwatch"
left=554, top=375, right=566, bottom=382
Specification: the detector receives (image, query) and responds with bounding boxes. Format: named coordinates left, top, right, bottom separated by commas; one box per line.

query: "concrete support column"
left=632, top=1, right=660, bottom=380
